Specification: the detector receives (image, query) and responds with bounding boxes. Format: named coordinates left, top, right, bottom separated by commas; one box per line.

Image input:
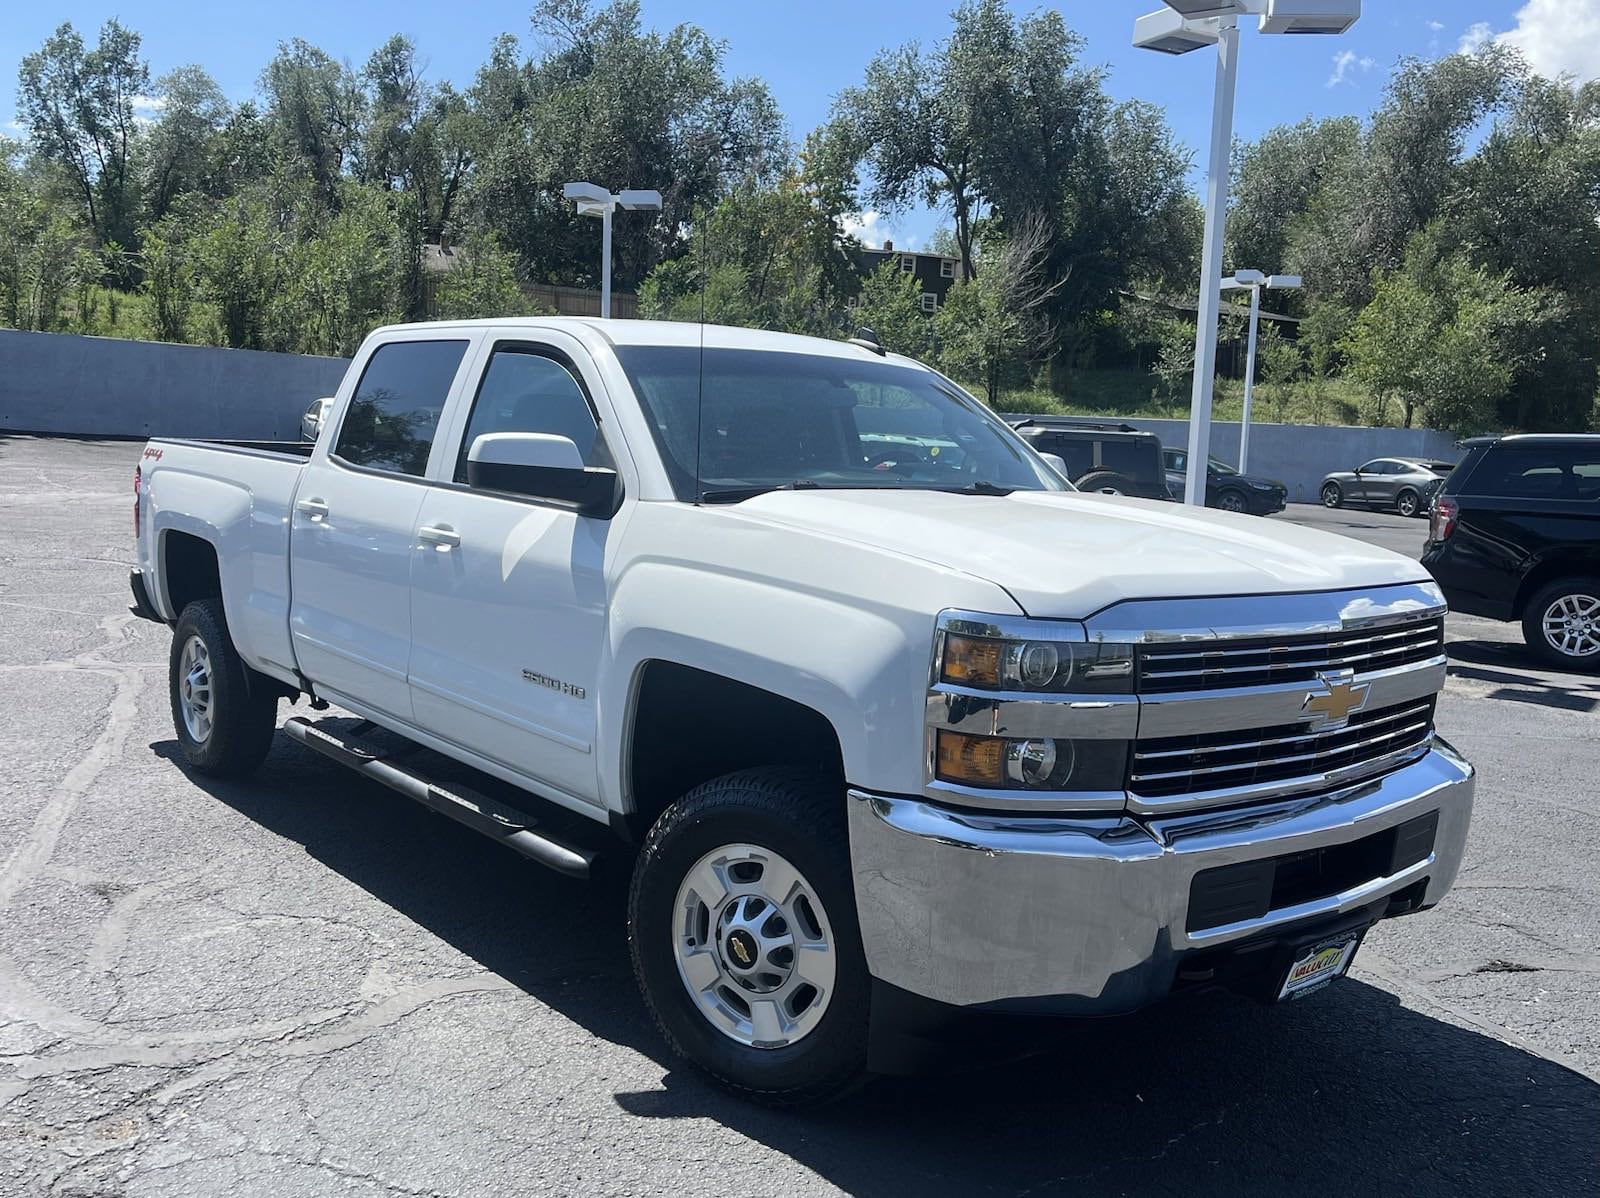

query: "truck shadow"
left=153, top=733, right=1600, bottom=1198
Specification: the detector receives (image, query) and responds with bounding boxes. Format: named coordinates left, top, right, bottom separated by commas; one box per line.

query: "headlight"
left=935, top=730, right=1127, bottom=791
left=1250, top=480, right=1275, bottom=490
left=941, top=633, right=1134, bottom=694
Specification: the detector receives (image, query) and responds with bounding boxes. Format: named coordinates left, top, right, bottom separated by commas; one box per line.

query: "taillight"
left=1430, top=496, right=1458, bottom=542
left=134, top=466, right=141, bottom=538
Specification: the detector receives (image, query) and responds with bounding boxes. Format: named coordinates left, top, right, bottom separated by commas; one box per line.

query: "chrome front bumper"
left=848, top=742, right=1474, bottom=1012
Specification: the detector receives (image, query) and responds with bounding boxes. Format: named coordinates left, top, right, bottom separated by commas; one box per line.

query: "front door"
left=289, top=335, right=472, bottom=720
left=407, top=339, right=616, bottom=807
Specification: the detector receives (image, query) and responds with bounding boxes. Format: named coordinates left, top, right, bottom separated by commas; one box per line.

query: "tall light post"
left=1223, top=270, right=1300, bottom=473
left=562, top=182, right=663, bottom=318
left=1134, top=0, right=1359, bottom=505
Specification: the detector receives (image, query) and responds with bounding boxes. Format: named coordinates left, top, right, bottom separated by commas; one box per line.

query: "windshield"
left=1209, top=457, right=1238, bottom=475
left=613, top=346, right=1067, bottom=501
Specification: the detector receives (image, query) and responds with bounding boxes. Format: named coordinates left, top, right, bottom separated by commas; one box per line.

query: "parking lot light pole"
left=1224, top=271, right=1300, bottom=474
left=562, top=183, right=663, bottom=318
left=1134, top=0, right=1360, bottom=505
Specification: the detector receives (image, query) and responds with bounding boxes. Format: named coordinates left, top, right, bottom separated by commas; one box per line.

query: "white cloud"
left=1327, top=50, right=1375, bottom=88
left=1459, top=21, right=1494, bottom=55
left=842, top=210, right=917, bottom=251
left=131, top=93, right=167, bottom=126
left=1497, top=0, right=1600, bottom=81
left=1427, top=20, right=1445, bottom=33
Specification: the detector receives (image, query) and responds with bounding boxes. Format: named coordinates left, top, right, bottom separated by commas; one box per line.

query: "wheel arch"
left=1513, top=553, right=1600, bottom=619
left=618, top=660, right=847, bottom=841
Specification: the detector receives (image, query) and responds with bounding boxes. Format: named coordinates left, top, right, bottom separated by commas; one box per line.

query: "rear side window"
left=1099, top=438, right=1161, bottom=484
left=1038, top=435, right=1095, bottom=480
left=334, top=340, right=468, bottom=476
left=1464, top=443, right=1600, bottom=499
left=455, top=347, right=607, bottom=483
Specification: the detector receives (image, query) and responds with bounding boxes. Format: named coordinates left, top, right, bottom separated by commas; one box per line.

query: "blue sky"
left=6, top=1, right=1595, bottom=248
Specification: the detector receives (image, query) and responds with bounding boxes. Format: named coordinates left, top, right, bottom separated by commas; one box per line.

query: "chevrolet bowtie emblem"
left=1302, top=672, right=1371, bottom=729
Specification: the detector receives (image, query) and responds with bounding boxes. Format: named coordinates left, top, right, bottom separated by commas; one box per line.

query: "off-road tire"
left=628, top=767, right=870, bottom=1107
left=169, top=599, right=278, bottom=777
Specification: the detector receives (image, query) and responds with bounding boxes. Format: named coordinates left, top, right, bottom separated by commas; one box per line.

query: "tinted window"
left=613, top=346, right=1063, bottom=499
left=1040, top=435, right=1095, bottom=480
left=455, top=347, right=605, bottom=483
left=1468, top=443, right=1600, bottom=500
left=1099, top=439, right=1162, bottom=484
left=1166, top=449, right=1188, bottom=473
left=334, top=340, right=468, bottom=476
left=1357, top=459, right=1387, bottom=474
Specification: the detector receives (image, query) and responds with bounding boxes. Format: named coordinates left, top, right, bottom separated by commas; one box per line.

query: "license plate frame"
left=1276, top=931, right=1362, bottom=1002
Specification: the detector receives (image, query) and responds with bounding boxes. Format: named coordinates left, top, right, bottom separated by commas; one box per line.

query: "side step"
left=282, top=717, right=596, bottom=879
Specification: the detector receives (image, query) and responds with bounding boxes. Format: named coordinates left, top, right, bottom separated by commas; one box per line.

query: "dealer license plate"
left=1277, top=933, right=1360, bottom=1001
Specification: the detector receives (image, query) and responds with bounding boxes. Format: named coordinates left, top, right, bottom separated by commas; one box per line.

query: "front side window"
left=613, top=346, right=1065, bottom=500
left=334, top=340, right=468, bottom=476
left=454, top=347, right=606, bottom=483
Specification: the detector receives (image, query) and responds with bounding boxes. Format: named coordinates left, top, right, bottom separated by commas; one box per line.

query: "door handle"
left=417, top=524, right=461, bottom=550
left=296, top=497, right=329, bottom=521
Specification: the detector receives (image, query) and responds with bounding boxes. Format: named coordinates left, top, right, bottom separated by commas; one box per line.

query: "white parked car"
left=130, top=319, right=1474, bottom=1104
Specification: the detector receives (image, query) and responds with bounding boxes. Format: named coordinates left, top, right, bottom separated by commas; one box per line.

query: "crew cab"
left=131, top=318, right=1475, bottom=1104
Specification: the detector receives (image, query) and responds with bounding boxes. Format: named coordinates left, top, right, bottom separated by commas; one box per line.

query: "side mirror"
left=466, top=432, right=620, bottom=518
left=1039, top=452, right=1069, bottom=479
left=302, top=397, right=333, bottom=442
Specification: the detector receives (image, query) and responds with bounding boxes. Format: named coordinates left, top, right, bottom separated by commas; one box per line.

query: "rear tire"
left=1322, top=482, right=1344, bottom=509
left=628, top=768, right=870, bottom=1106
left=1521, top=578, right=1600, bottom=670
left=1074, top=469, right=1138, bottom=497
left=1396, top=488, right=1422, bottom=518
left=169, top=599, right=278, bottom=777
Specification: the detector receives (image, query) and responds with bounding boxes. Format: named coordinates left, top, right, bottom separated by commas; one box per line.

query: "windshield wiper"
left=940, top=481, right=1017, bottom=497
left=698, top=480, right=822, bottom=504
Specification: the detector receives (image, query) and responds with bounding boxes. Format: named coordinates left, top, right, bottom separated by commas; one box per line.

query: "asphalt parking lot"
left=2, top=434, right=1596, bottom=1197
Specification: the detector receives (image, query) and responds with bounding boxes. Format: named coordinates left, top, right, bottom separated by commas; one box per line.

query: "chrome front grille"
left=1129, top=698, right=1436, bottom=800
left=1137, top=617, right=1445, bottom=694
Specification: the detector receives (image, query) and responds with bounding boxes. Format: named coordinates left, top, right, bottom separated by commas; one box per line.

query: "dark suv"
left=1422, top=434, right=1600, bottom=669
left=1006, top=416, right=1171, bottom=501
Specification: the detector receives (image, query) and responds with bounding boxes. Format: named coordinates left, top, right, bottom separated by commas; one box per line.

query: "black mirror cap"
left=466, top=460, right=621, bottom=518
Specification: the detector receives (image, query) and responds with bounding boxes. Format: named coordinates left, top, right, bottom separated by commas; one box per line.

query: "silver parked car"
left=1320, top=457, right=1455, bottom=518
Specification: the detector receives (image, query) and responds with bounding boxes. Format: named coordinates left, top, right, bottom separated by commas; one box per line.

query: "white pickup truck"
left=131, top=318, right=1474, bottom=1104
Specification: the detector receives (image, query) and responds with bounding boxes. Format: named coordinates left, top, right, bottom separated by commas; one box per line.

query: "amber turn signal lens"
left=935, top=730, right=1006, bottom=786
left=942, top=635, right=1002, bottom=687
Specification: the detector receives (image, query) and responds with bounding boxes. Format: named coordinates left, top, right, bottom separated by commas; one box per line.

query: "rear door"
left=289, top=334, right=474, bottom=720
left=406, top=335, right=622, bottom=808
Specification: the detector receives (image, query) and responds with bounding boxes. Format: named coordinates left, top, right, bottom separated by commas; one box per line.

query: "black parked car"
left=1162, top=447, right=1287, bottom=515
left=1422, top=434, right=1600, bottom=669
left=1006, top=416, right=1172, bottom=501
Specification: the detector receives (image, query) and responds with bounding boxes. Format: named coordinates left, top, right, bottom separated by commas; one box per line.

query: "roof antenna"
left=694, top=204, right=707, bottom=503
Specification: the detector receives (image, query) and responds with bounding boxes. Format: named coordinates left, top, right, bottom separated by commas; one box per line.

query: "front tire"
left=169, top=599, right=279, bottom=777
left=1216, top=489, right=1249, bottom=514
left=1322, top=482, right=1344, bottom=509
left=628, top=768, right=870, bottom=1106
left=1396, top=488, right=1422, bottom=518
left=1522, top=578, right=1600, bottom=670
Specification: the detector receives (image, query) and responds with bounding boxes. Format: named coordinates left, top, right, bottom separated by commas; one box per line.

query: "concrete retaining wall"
left=1, top=330, right=1462, bottom=498
left=1117, top=417, right=1461, bottom=505
left=0, top=329, right=349, bottom=442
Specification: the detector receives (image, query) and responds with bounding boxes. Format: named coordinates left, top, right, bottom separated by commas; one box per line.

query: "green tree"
left=17, top=20, right=149, bottom=267
left=143, top=65, right=230, bottom=218
left=935, top=214, right=1059, bottom=404
left=849, top=262, right=933, bottom=360
left=433, top=236, right=535, bottom=319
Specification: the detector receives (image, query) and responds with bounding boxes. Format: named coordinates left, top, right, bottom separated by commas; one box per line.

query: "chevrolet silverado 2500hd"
left=131, top=318, right=1474, bottom=1104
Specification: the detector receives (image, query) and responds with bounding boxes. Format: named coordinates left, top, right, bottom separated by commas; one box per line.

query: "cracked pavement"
left=1, top=435, right=1596, bottom=1197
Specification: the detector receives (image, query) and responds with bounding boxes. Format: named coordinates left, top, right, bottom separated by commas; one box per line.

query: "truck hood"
left=732, top=488, right=1430, bottom=619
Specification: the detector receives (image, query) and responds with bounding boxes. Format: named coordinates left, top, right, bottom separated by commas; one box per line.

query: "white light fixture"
left=1258, top=0, right=1360, bottom=35
left=563, top=181, right=663, bottom=318
left=1135, top=0, right=1360, bottom=505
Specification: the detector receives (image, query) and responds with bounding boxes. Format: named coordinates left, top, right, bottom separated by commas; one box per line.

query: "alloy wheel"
left=672, top=842, right=836, bottom=1049
left=177, top=634, right=214, bottom=743
left=1542, top=592, right=1600, bottom=660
